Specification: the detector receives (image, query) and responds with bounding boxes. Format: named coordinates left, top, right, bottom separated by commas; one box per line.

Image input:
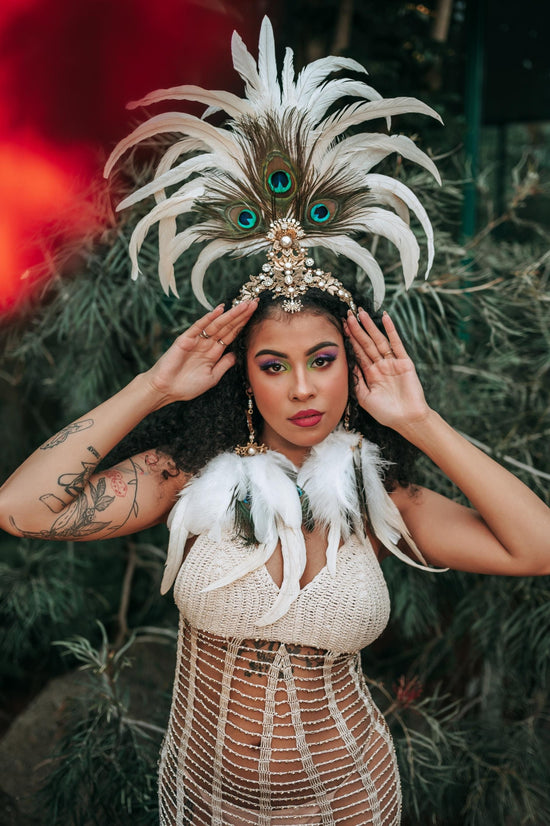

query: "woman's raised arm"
left=0, top=301, right=257, bottom=541
left=346, top=308, right=550, bottom=577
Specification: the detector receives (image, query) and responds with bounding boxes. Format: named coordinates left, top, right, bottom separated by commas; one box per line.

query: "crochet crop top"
left=173, top=531, right=391, bottom=653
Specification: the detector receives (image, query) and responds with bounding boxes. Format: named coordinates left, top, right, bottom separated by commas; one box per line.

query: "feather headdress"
left=105, top=16, right=441, bottom=309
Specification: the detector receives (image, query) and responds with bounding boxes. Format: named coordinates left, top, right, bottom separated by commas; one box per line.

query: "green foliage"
left=0, top=538, right=98, bottom=678
left=40, top=623, right=165, bottom=826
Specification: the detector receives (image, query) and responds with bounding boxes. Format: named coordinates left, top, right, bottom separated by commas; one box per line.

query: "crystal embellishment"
left=233, top=218, right=357, bottom=314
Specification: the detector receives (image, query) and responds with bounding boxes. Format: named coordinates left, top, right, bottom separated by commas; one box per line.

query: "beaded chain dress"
left=157, top=433, right=438, bottom=825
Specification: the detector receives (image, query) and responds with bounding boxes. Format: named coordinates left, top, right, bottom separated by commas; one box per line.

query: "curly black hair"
left=114, top=287, right=419, bottom=491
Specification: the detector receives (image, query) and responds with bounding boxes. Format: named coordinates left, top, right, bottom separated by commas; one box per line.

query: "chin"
left=284, top=421, right=341, bottom=448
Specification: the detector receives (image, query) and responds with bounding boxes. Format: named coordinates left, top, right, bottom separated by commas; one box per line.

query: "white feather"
left=320, top=133, right=440, bottom=184
left=306, top=79, right=384, bottom=124
left=161, top=454, right=246, bottom=593
left=189, top=239, right=242, bottom=309
left=257, top=16, right=279, bottom=107
left=256, top=524, right=306, bottom=626
left=158, top=216, right=178, bottom=296
left=365, top=187, right=410, bottom=225
left=155, top=138, right=207, bottom=176
left=281, top=47, right=296, bottom=106
left=166, top=225, right=205, bottom=269
left=308, top=234, right=387, bottom=308
left=127, top=84, right=253, bottom=119
left=231, top=28, right=262, bottom=101
left=200, top=104, right=221, bottom=120
left=246, top=451, right=301, bottom=543
left=311, top=97, right=442, bottom=164
left=162, top=492, right=191, bottom=595
left=116, top=154, right=238, bottom=212
left=298, top=430, right=360, bottom=574
left=294, top=55, right=367, bottom=103
left=204, top=453, right=302, bottom=599
left=185, top=453, right=247, bottom=537
left=127, top=187, right=202, bottom=284
left=354, top=207, right=420, bottom=290
left=103, top=113, right=242, bottom=179
left=357, top=441, right=445, bottom=571
left=365, top=173, right=435, bottom=277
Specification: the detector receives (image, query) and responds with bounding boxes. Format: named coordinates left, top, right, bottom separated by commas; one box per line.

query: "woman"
left=2, top=16, right=550, bottom=826
left=1, top=289, right=549, bottom=825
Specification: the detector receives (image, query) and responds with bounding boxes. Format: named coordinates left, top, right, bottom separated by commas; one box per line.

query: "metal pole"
left=462, top=0, right=485, bottom=241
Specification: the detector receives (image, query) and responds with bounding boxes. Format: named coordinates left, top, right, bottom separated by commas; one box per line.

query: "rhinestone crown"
left=233, top=218, right=357, bottom=314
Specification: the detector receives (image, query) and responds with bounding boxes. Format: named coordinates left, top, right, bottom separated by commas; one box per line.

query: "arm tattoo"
left=40, top=419, right=94, bottom=450
left=10, top=458, right=144, bottom=540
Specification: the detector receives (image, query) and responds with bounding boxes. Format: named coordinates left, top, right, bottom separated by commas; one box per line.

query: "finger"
left=357, top=308, right=393, bottom=358
left=210, top=351, right=237, bottom=383
left=346, top=311, right=385, bottom=363
left=185, top=304, right=226, bottom=338
left=381, top=312, right=408, bottom=359
left=208, top=300, right=258, bottom=346
left=199, top=299, right=257, bottom=344
left=346, top=320, right=375, bottom=371
left=352, top=365, right=370, bottom=399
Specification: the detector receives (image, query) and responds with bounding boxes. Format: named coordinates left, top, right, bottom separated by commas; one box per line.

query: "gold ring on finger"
left=217, top=338, right=226, bottom=346
left=382, top=350, right=393, bottom=358
left=199, top=329, right=210, bottom=339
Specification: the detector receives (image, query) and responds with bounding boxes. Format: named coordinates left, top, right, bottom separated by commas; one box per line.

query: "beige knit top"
left=174, top=531, right=391, bottom=653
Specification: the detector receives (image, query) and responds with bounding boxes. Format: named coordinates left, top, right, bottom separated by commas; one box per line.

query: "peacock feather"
left=105, top=16, right=442, bottom=309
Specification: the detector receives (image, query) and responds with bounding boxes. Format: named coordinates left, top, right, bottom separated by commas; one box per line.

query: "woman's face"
left=246, top=310, right=349, bottom=464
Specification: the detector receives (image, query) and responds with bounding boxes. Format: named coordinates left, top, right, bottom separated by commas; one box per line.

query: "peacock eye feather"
left=263, top=153, right=297, bottom=199
left=268, top=169, right=292, bottom=194
left=227, top=204, right=260, bottom=231
left=238, top=209, right=257, bottom=228
left=308, top=199, right=338, bottom=224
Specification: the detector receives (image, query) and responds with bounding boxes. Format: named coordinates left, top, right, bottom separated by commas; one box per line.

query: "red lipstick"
left=289, top=409, right=323, bottom=427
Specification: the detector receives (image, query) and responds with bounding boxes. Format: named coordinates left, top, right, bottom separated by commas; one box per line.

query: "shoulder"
left=389, top=482, right=424, bottom=512
left=124, top=448, right=190, bottom=521
left=135, top=448, right=187, bottom=484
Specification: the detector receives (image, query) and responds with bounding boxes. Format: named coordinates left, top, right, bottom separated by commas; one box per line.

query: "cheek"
left=247, top=367, right=276, bottom=415
left=332, top=368, right=349, bottom=410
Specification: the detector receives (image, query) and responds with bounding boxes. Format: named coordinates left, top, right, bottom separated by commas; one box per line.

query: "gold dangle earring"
left=234, top=389, right=268, bottom=456
left=343, top=401, right=351, bottom=432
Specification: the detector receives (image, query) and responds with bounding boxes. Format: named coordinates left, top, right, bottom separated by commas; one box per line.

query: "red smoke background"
left=0, top=0, right=271, bottom=310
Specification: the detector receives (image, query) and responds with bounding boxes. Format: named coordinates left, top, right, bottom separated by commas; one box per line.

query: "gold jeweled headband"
left=232, top=218, right=357, bottom=314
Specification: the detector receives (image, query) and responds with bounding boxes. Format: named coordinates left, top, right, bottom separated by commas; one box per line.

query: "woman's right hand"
left=143, top=300, right=258, bottom=408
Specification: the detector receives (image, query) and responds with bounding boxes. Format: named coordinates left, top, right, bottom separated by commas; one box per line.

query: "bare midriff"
left=171, top=630, right=382, bottom=808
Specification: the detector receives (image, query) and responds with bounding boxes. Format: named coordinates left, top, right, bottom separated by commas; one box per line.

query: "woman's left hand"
left=345, top=309, right=430, bottom=432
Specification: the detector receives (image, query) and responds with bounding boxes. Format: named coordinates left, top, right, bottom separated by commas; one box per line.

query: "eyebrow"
left=254, top=341, right=340, bottom=358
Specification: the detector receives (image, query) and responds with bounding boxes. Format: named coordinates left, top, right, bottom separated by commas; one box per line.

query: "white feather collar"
left=162, top=428, right=440, bottom=625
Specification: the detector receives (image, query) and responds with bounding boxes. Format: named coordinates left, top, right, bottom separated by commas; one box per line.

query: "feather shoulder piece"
left=162, top=430, right=445, bottom=624
left=105, top=16, right=441, bottom=309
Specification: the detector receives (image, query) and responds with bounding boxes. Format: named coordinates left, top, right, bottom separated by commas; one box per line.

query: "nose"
left=289, top=367, right=316, bottom=401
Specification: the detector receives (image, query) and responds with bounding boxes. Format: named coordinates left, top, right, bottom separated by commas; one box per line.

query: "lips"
left=289, top=409, right=323, bottom=427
